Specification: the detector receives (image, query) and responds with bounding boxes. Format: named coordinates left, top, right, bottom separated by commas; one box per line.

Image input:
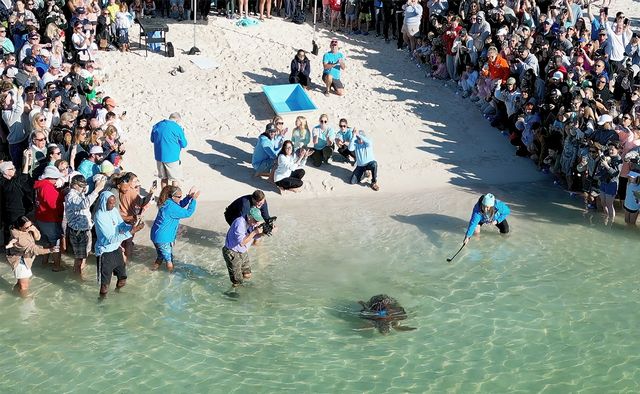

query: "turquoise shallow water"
left=1, top=183, right=640, bottom=393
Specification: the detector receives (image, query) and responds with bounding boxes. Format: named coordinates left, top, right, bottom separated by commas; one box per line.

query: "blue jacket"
left=251, top=133, right=283, bottom=169
left=150, top=119, right=188, bottom=163
left=150, top=196, right=197, bottom=243
left=465, top=199, right=510, bottom=238
left=94, top=191, right=132, bottom=256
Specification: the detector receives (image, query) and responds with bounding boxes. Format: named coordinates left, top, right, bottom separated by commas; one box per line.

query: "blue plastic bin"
left=262, top=84, right=318, bottom=116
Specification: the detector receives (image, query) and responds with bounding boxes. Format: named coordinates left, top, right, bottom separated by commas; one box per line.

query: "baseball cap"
left=28, top=31, right=40, bottom=39
left=50, top=58, right=61, bottom=68
left=71, top=174, right=88, bottom=186
left=248, top=207, right=264, bottom=222
left=63, top=75, right=74, bottom=85
left=35, top=92, right=46, bottom=101
left=89, top=146, right=104, bottom=155
left=22, top=56, right=36, bottom=66
left=265, top=123, right=276, bottom=132
left=506, top=77, right=516, bottom=85
left=100, top=160, right=115, bottom=176
left=482, top=193, right=496, bottom=207
left=551, top=71, right=564, bottom=81
left=40, top=48, right=50, bottom=58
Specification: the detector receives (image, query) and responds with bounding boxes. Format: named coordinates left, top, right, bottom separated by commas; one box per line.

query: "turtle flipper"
left=393, top=325, right=417, bottom=332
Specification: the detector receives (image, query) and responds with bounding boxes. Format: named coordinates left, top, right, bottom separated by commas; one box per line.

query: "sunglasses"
left=34, top=137, right=46, bottom=141
left=320, top=120, right=328, bottom=123
left=339, top=124, right=347, bottom=128
left=276, top=122, right=283, bottom=125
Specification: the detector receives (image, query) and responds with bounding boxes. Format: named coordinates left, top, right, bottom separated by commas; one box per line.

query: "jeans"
left=351, top=160, right=378, bottom=184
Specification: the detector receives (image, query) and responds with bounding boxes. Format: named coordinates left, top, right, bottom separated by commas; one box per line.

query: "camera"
left=260, top=217, right=277, bottom=236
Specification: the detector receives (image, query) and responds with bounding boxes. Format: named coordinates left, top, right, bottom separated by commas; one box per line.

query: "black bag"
left=166, top=42, right=175, bottom=57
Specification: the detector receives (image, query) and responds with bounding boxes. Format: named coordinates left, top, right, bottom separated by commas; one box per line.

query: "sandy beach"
left=97, top=13, right=582, bottom=203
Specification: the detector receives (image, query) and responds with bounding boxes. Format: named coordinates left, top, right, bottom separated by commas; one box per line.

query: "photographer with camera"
left=150, top=185, right=199, bottom=272
left=222, top=207, right=264, bottom=287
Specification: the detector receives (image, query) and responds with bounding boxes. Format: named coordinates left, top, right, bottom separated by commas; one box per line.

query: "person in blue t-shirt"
left=463, top=193, right=511, bottom=245
left=150, top=112, right=188, bottom=189
left=322, top=39, right=347, bottom=96
left=349, top=129, right=379, bottom=191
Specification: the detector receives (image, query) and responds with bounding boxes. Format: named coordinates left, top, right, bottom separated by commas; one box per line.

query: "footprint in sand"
left=322, top=179, right=334, bottom=191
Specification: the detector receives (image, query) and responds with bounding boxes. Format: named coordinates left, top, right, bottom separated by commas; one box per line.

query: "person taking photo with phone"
left=149, top=185, right=199, bottom=272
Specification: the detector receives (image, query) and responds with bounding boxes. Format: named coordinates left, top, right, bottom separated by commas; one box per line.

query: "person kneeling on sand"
left=289, top=49, right=311, bottom=89
left=349, top=129, right=380, bottom=191
left=274, top=140, right=306, bottom=193
left=463, top=193, right=510, bottom=245
left=322, top=39, right=346, bottom=96
left=222, top=207, right=264, bottom=287
left=252, top=123, right=286, bottom=177
left=150, top=185, right=199, bottom=272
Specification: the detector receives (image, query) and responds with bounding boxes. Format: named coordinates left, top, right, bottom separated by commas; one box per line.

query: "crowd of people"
left=396, top=0, right=640, bottom=226
left=292, top=0, right=640, bottom=226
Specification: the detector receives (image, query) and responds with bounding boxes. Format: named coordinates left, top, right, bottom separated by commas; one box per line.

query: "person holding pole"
left=463, top=193, right=511, bottom=245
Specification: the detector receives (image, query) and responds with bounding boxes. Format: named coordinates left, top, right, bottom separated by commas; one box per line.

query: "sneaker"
left=371, top=183, right=380, bottom=191
left=363, top=31, right=369, bottom=36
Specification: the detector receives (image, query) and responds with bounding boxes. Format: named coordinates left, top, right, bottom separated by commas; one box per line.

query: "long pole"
left=188, top=0, right=200, bottom=54
left=446, top=243, right=466, bottom=263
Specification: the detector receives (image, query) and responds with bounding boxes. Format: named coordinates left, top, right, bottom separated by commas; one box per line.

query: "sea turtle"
left=358, top=294, right=417, bottom=334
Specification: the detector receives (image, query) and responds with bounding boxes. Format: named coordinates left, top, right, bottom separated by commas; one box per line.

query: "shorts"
left=68, top=227, right=91, bottom=259
left=346, top=13, right=356, bottom=21
left=97, top=249, right=127, bottom=287
left=322, top=73, right=344, bottom=90
left=36, top=221, right=62, bottom=246
left=599, top=181, right=618, bottom=197
left=359, top=12, right=371, bottom=22
left=156, top=160, right=182, bottom=182
left=402, top=23, right=420, bottom=37
left=154, top=242, right=174, bottom=263
left=14, top=258, right=33, bottom=280
left=624, top=182, right=640, bottom=211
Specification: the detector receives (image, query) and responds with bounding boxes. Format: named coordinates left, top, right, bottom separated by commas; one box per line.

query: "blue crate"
left=262, top=84, right=318, bottom=116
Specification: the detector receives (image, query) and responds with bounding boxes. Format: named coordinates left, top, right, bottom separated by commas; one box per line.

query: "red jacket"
left=34, top=179, right=64, bottom=223
left=443, top=25, right=463, bottom=56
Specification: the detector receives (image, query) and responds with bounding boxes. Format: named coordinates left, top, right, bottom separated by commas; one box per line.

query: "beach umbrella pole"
left=188, top=0, right=200, bottom=55
left=311, top=0, right=318, bottom=55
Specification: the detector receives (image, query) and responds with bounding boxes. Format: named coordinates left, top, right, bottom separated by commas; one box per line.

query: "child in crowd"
left=458, top=64, right=478, bottom=97
left=103, top=125, right=125, bottom=168
left=428, top=52, right=448, bottom=80
left=291, top=115, right=313, bottom=166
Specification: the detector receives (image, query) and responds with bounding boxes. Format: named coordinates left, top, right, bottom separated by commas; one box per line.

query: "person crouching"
left=463, top=193, right=510, bottom=245
left=349, top=129, right=380, bottom=191
left=222, top=207, right=264, bottom=287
